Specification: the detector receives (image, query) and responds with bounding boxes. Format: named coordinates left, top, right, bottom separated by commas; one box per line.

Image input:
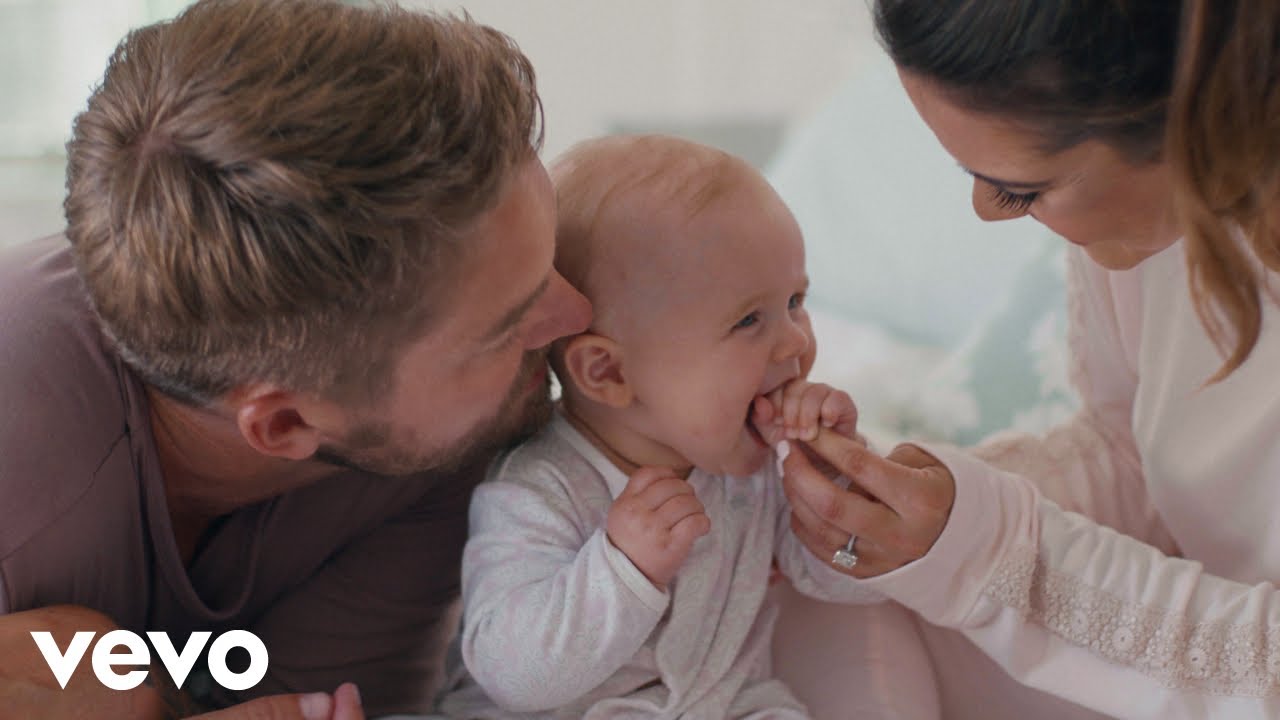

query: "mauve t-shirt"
left=0, top=235, right=480, bottom=715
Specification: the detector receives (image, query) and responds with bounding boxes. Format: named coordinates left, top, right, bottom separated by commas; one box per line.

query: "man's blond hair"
left=65, top=0, right=543, bottom=405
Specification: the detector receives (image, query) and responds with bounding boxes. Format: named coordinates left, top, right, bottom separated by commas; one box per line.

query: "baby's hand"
left=606, top=467, right=711, bottom=590
left=752, top=380, right=858, bottom=443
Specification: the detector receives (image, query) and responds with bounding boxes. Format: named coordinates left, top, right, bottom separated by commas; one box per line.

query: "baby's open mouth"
left=745, top=403, right=770, bottom=448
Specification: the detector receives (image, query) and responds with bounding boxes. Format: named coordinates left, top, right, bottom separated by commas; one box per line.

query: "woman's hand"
left=782, top=427, right=956, bottom=578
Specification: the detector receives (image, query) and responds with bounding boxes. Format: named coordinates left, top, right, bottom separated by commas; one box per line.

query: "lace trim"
left=1063, top=247, right=1091, bottom=409
left=986, top=545, right=1280, bottom=696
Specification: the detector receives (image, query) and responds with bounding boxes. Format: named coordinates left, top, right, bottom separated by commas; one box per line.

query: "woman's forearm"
left=866, top=446, right=1280, bottom=719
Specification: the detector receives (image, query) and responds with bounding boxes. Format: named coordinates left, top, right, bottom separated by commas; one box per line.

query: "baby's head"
left=549, top=135, right=815, bottom=477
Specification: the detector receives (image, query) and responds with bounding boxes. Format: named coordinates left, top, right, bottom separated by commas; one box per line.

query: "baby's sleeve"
left=456, top=457, right=668, bottom=713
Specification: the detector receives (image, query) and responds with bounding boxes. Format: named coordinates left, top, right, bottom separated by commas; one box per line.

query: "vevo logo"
left=32, top=630, right=268, bottom=691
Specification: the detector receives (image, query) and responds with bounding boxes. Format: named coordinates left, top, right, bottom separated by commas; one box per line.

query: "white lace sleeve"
left=971, top=247, right=1177, bottom=555
left=864, top=446, right=1280, bottom=720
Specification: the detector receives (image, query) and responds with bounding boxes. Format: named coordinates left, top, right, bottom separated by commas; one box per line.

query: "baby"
left=441, top=135, right=896, bottom=719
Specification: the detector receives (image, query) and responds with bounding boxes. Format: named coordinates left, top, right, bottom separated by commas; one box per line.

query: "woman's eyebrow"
left=963, top=167, right=1053, bottom=192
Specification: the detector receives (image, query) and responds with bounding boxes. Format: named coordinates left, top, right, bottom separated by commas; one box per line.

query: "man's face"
left=318, top=159, right=592, bottom=476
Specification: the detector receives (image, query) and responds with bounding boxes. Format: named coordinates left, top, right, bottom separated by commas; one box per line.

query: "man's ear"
left=231, top=386, right=323, bottom=461
left=562, top=333, right=632, bottom=408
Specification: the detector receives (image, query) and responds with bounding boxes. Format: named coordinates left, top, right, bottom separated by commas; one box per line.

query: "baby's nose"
left=759, top=357, right=802, bottom=397
left=773, top=315, right=811, bottom=364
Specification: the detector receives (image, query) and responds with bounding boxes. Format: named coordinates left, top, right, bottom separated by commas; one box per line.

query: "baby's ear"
left=561, top=333, right=632, bottom=408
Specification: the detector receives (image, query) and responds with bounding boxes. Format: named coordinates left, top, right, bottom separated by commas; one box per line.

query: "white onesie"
left=440, top=410, right=885, bottom=719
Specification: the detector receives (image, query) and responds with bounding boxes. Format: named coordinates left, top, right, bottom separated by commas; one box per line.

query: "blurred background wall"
left=0, top=1, right=1075, bottom=444
left=0, top=0, right=872, bottom=243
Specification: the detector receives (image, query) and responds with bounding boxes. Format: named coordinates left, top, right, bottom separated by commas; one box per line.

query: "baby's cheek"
left=799, top=327, right=818, bottom=377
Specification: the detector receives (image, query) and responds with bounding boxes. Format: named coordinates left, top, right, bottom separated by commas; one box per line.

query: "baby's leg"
left=771, top=583, right=939, bottom=720
left=772, top=583, right=1114, bottom=719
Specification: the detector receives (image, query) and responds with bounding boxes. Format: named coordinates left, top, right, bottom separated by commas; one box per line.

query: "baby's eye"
left=788, top=292, right=806, bottom=310
left=734, top=312, right=760, bottom=330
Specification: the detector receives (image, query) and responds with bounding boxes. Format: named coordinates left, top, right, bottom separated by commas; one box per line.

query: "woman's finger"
left=888, top=442, right=944, bottom=469
left=782, top=444, right=900, bottom=542
left=802, top=427, right=919, bottom=509
left=788, top=513, right=895, bottom=578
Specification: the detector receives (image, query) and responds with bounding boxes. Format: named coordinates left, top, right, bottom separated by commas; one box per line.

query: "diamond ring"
left=831, top=534, right=858, bottom=569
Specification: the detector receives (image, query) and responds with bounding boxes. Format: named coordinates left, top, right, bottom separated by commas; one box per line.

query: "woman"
left=779, top=1, right=1280, bottom=717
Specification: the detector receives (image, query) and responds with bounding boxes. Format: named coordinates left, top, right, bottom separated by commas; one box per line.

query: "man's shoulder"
left=0, top=236, right=117, bottom=383
left=0, top=236, right=135, bottom=555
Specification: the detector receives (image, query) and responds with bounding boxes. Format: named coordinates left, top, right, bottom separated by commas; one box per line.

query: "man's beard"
left=313, top=352, right=554, bottom=478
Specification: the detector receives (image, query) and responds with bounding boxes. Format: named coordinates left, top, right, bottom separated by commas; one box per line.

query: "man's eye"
left=488, top=330, right=519, bottom=353
left=734, top=312, right=759, bottom=330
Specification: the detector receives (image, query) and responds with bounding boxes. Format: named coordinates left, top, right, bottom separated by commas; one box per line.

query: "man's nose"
left=523, top=272, right=592, bottom=349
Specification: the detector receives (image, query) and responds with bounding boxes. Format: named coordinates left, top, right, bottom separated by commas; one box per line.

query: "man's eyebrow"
left=963, top=166, right=1053, bottom=192
left=483, top=275, right=551, bottom=342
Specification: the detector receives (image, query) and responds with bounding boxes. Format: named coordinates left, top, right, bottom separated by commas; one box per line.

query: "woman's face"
left=899, top=69, right=1182, bottom=270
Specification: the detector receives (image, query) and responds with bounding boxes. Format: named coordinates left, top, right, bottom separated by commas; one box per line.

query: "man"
left=0, top=1, right=591, bottom=718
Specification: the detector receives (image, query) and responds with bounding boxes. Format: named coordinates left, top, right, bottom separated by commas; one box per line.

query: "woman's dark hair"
left=877, top=0, right=1280, bottom=380
left=874, top=0, right=1183, bottom=162
left=1169, top=0, right=1280, bottom=380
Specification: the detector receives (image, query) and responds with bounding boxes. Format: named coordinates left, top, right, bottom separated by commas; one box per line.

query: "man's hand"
left=192, top=683, right=363, bottom=720
left=0, top=605, right=164, bottom=719
left=605, top=467, right=710, bottom=590
left=0, top=605, right=364, bottom=719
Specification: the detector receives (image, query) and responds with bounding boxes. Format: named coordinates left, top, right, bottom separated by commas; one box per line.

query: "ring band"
left=831, top=535, right=858, bottom=569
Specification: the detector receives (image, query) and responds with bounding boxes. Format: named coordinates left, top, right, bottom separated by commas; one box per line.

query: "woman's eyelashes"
left=990, top=186, right=1039, bottom=213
